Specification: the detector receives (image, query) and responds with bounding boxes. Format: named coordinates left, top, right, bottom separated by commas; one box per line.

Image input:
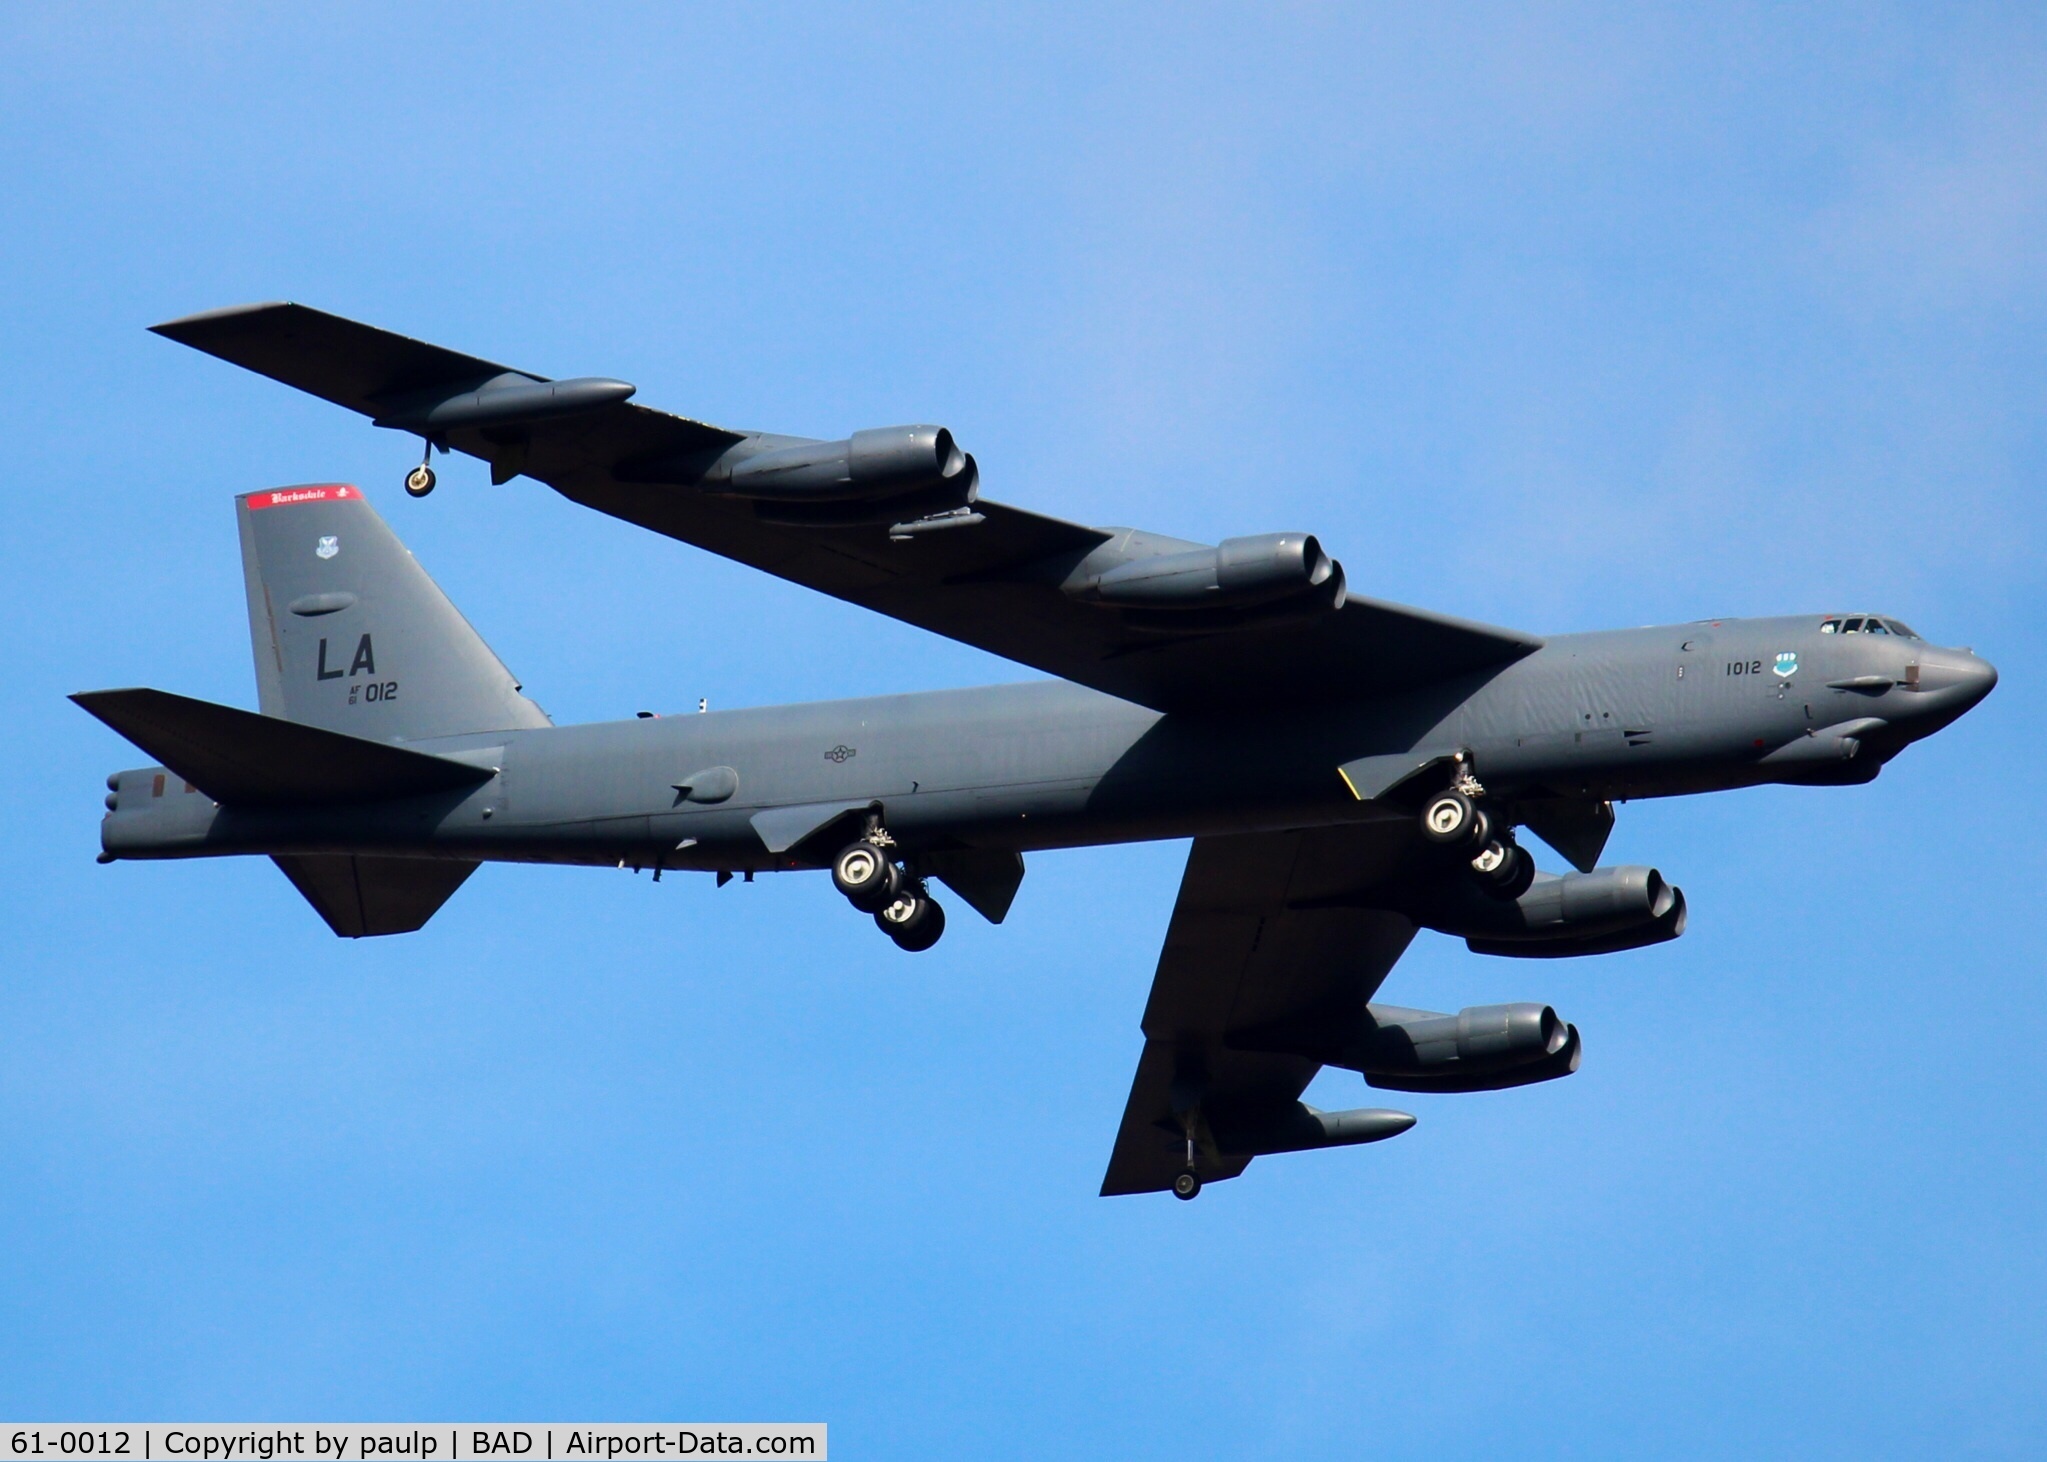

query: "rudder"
left=237, top=484, right=550, bottom=740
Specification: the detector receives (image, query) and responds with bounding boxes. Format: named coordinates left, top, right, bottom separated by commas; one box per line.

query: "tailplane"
left=237, top=484, right=549, bottom=741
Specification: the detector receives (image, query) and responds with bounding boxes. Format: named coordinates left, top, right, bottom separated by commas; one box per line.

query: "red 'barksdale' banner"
left=246, top=485, right=362, bottom=510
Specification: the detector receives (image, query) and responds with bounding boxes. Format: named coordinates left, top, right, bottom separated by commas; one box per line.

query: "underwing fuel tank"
left=372, top=373, right=637, bottom=433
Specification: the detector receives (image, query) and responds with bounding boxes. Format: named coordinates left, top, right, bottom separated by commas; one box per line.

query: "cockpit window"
left=1821, top=614, right=1922, bottom=638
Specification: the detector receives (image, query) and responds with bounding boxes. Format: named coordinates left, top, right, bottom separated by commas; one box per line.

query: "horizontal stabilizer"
left=273, top=854, right=478, bottom=937
left=70, top=688, right=493, bottom=807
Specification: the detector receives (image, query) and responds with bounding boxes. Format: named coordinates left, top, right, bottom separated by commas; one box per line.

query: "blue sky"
left=3, top=4, right=2044, bottom=1455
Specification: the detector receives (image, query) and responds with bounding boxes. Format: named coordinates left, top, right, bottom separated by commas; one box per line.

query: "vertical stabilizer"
left=237, top=484, right=550, bottom=740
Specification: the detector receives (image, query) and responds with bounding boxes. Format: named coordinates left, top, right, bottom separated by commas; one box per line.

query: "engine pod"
left=722, top=425, right=972, bottom=504
left=1071, top=531, right=1343, bottom=609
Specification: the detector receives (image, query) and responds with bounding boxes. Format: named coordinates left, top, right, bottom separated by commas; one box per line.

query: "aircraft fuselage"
left=100, top=613, right=1994, bottom=873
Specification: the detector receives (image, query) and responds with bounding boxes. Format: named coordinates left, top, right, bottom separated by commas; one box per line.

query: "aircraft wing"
left=154, top=303, right=1541, bottom=714
left=1100, top=820, right=1419, bottom=1196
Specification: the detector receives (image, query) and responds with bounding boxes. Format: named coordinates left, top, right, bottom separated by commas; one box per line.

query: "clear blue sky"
left=4, top=5, right=2044, bottom=1455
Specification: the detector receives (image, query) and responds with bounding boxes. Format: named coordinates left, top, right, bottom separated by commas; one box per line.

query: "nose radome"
left=1915, top=649, right=1998, bottom=709
left=1964, top=654, right=1998, bottom=706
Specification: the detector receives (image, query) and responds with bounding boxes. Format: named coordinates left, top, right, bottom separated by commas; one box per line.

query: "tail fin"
left=237, top=484, right=550, bottom=740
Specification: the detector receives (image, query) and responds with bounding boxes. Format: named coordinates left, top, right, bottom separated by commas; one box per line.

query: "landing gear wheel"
left=1421, top=790, right=1477, bottom=845
left=832, top=842, right=900, bottom=912
left=876, top=891, right=945, bottom=952
left=1498, top=844, right=1537, bottom=899
left=404, top=464, right=437, bottom=498
left=1470, top=837, right=1535, bottom=900
left=1172, top=1170, right=1202, bottom=1201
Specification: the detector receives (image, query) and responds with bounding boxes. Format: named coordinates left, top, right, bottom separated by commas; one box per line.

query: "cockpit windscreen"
left=1821, top=616, right=1919, bottom=638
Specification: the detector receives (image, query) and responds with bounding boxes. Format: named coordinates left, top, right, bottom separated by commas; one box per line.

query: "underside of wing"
left=1100, top=821, right=1422, bottom=1197
left=153, top=303, right=1542, bottom=713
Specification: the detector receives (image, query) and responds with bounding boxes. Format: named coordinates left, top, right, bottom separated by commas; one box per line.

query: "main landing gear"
left=831, top=834, right=947, bottom=951
left=1418, top=774, right=1536, bottom=901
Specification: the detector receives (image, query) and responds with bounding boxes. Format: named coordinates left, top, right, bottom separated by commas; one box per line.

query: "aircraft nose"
left=1962, top=653, right=1998, bottom=708
left=1914, top=648, right=1998, bottom=712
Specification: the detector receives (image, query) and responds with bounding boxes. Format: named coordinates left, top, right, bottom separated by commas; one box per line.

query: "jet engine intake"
left=1066, top=532, right=1346, bottom=614
left=1418, top=864, right=1687, bottom=958
left=1359, top=1001, right=1581, bottom=1094
left=723, top=425, right=975, bottom=507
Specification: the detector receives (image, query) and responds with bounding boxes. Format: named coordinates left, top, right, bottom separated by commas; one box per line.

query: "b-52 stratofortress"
left=76, top=303, right=1997, bottom=1199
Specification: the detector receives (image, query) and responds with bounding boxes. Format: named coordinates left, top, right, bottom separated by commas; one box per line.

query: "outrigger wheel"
left=405, top=437, right=440, bottom=498
left=1172, top=1170, right=1202, bottom=1201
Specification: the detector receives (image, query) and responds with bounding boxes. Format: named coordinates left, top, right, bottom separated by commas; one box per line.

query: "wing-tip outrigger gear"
left=405, top=436, right=439, bottom=497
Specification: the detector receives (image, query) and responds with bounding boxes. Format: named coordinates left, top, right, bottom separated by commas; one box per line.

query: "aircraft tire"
left=1498, top=845, right=1537, bottom=899
left=1472, top=838, right=1535, bottom=900
left=1172, top=1170, right=1202, bottom=1201
left=1420, top=790, right=1477, bottom=845
left=404, top=464, right=437, bottom=498
left=833, top=842, right=899, bottom=912
left=878, top=893, right=944, bottom=951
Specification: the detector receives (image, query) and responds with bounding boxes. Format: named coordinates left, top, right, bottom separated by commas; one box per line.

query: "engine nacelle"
left=1359, top=1001, right=1581, bottom=1094
left=1066, top=531, right=1346, bottom=614
left=722, top=426, right=975, bottom=512
left=1419, top=865, right=1687, bottom=959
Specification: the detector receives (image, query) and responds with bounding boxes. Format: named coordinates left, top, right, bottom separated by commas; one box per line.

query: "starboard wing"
left=154, top=303, right=1541, bottom=714
left=1100, top=821, right=1421, bottom=1196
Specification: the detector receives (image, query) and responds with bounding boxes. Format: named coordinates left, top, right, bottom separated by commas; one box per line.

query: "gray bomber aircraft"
left=77, top=303, right=1997, bottom=1199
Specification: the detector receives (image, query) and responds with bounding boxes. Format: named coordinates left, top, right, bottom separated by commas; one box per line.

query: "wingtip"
left=149, top=301, right=297, bottom=337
